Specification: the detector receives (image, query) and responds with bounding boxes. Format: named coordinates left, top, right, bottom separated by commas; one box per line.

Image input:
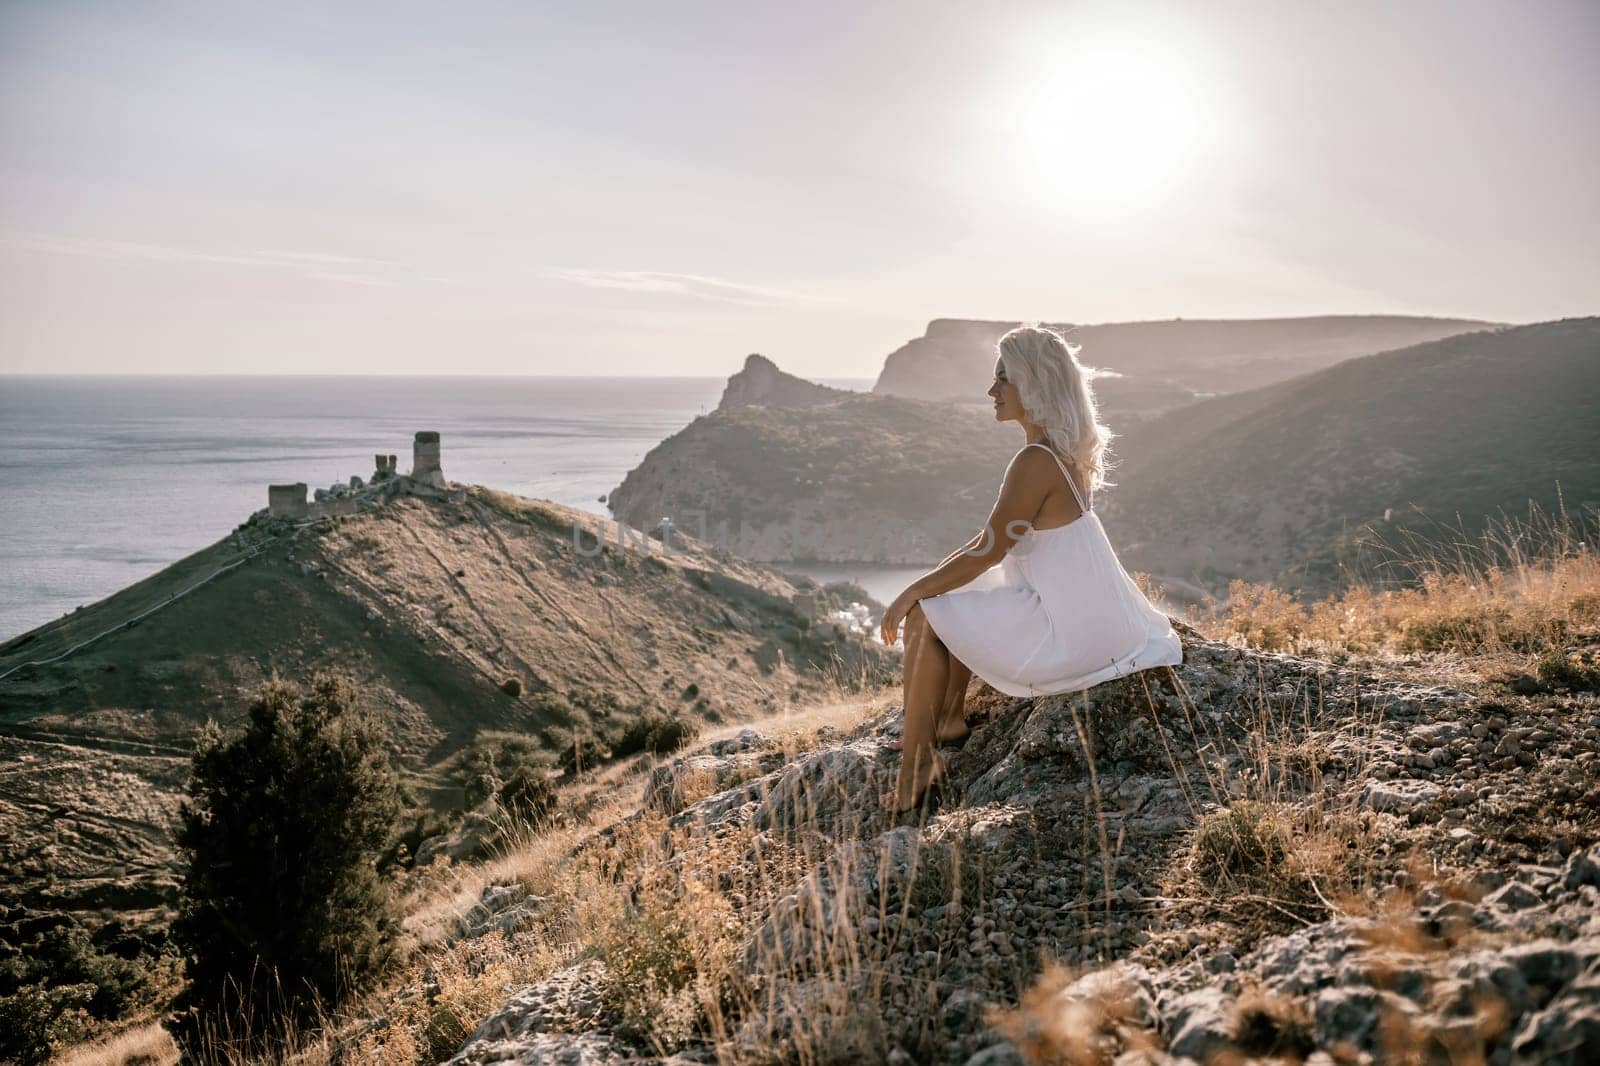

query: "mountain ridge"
left=609, top=318, right=1596, bottom=603
left=1100, top=317, right=1600, bottom=594
left=875, top=313, right=1500, bottom=404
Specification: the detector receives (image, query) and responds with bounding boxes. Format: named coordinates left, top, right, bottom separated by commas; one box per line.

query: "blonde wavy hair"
left=996, top=324, right=1117, bottom=494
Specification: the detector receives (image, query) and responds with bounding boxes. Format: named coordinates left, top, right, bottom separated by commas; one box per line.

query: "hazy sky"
left=1, top=0, right=1596, bottom=377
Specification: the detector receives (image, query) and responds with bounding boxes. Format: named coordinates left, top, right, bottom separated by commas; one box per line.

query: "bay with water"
left=0, top=375, right=928, bottom=640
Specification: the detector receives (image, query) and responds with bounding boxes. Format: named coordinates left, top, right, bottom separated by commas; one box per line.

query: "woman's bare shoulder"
left=1004, top=444, right=1059, bottom=485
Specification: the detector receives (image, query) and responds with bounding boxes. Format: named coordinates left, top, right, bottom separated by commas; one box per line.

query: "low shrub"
left=557, top=734, right=613, bottom=776
left=591, top=859, right=742, bottom=1051
left=612, top=712, right=700, bottom=759
left=458, top=734, right=551, bottom=810
left=1535, top=649, right=1600, bottom=693
left=1190, top=801, right=1289, bottom=878
left=497, top=765, right=557, bottom=827
left=0, top=923, right=181, bottom=1066
left=0, top=982, right=96, bottom=1066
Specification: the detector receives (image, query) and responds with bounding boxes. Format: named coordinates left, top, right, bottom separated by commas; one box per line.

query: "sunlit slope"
left=0, top=485, right=894, bottom=924
left=0, top=487, right=888, bottom=756
left=1099, top=318, right=1600, bottom=597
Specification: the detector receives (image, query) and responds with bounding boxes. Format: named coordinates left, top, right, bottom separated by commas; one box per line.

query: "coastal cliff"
left=609, top=388, right=1016, bottom=566
left=719, top=353, right=858, bottom=410
left=611, top=319, right=1598, bottom=603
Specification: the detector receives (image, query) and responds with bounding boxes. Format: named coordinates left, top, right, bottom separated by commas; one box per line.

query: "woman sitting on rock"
left=878, top=324, right=1185, bottom=813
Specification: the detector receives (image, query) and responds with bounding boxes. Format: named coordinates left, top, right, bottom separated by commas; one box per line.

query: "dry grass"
left=349, top=931, right=562, bottom=1064
left=994, top=512, right=1598, bottom=1066
left=984, top=963, right=1160, bottom=1065
left=50, top=1021, right=179, bottom=1066
left=232, top=685, right=896, bottom=1065
left=1192, top=502, right=1600, bottom=662
left=58, top=507, right=1597, bottom=1064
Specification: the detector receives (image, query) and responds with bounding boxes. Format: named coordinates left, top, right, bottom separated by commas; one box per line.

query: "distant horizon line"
left=0, top=372, right=880, bottom=381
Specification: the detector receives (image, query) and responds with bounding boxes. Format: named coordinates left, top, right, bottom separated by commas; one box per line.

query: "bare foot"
left=885, top=723, right=969, bottom=752
left=883, top=754, right=948, bottom=814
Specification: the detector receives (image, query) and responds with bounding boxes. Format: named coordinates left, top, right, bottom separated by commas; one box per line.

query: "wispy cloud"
left=540, top=267, right=806, bottom=306
left=252, top=249, right=402, bottom=269
left=302, top=271, right=396, bottom=287
left=0, top=233, right=419, bottom=287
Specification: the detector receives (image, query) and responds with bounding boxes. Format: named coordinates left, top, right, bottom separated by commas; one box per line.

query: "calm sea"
left=0, top=376, right=928, bottom=641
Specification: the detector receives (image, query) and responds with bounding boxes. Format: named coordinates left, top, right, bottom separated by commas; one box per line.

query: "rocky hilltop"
left=874, top=315, right=1496, bottom=406
left=609, top=384, right=1014, bottom=566
left=333, top=616, right=1600, bottom=1064
left=0, top=478, right=893, bottom=939
left=719, top=353, right=858, bottom=409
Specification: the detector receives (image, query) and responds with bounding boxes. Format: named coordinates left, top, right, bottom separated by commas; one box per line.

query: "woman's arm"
left=933, top=531, right=983, bottom=569
left=879, top=450, right=1052, bottom=644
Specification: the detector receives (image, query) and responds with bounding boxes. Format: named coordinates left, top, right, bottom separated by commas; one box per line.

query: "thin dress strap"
left=1023, top=442, right=1091, bottom=514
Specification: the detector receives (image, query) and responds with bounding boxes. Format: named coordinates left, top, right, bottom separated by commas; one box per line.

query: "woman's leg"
left=888, top=621, right=973, bottom=749
left=889, top=602, right=948, bottom=810
left=936, top=659, right=973, bottom=740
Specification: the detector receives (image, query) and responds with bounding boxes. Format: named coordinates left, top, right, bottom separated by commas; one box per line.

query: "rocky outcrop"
left=432, top=625, right=1600, bottom=1064
left=608, top=392, right=1015, bottom=565
left=1042, top=856, right=1600, bottom=1065
left=874, top=319, right=1052, bottom=403
left=718, top=354, right=855, bottom=411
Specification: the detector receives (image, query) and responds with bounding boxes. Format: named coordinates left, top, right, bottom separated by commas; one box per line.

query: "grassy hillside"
left=1099, top=318, right=1600, bottom=597
left=74, top=511, right=1600, bottom=1066
left=0, top=486, right=894, bottom=938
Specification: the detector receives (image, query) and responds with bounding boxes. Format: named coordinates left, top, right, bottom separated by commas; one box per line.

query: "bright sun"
left=985, top=21, right=1215, bottom=230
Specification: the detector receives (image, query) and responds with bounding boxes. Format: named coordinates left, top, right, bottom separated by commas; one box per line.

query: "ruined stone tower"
left=268, top=483, right=309, bottom=518
left=411, top=431, right=445, bottom=488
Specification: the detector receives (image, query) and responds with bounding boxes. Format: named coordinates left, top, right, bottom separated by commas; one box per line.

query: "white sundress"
left=919, top=442, right=1185, bottom=698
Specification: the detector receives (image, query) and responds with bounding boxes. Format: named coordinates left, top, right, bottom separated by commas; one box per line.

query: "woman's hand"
left=880, top=591, right=916, bottom=646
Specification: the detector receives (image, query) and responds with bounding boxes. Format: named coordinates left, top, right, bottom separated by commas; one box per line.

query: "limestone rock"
left=717, top=354, right=853, bottom=411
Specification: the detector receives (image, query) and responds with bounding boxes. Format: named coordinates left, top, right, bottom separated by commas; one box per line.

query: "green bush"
left=1536, top=649, right=1600, bottom=693
left=170, top=674, right=403, bottom=1057
left=497, top=764, right=557, bottom=826
left=0, top=921, right=179, bottom=1065
left=0, top=981, right=94, bottom=1066
left=612, top=711, right=700, bottom=759
left=557, top=733, right=613, bottom=776
left=455, top=732, right=558, bottom=828
left=1191, top=801, right=1289, bottom=877
left=457, top=734, right=550, bottom=809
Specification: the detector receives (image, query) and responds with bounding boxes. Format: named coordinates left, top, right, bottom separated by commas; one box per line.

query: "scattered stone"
left=454, top=884, right=543, bottom=941
left=347, top=628, right=1600, bottom=1065
left=1358, top=778, right=1441, bottom=814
